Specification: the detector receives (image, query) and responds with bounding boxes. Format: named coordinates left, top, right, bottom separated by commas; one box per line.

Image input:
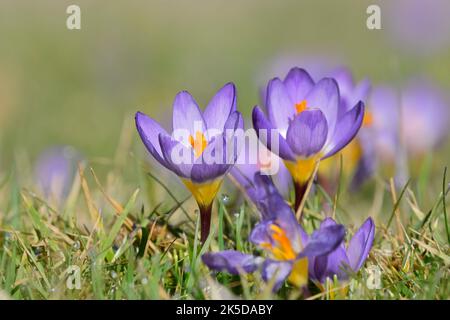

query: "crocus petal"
left=321, top=217, right=340, bottom=228
left=249, top=219, right=275, bottom=246
left=135, top=112, right=172, bottom=169
left=283, top=67, right=315, bottom=104
left=203, top=83, right=237, bottom=134
left=314, top=217, right=351, bottom=281
left=286, top=109, right=328, bottom=157
left=223, top=111, right=245, bottom=157
left=261, top=259, right=292, bottom=291
left=159, top=134, right=194, bottom=178
left=190, top=135, right=231, bottom=183
left=314, top=244, right=351, bottom=283
left=304, top=78, right=340, bottom=144
left=202, top=250, right=261, bottom=275
left=350, top=133, right=376, bottom=190
left=172, top=91, right=206, bottom=140
left=266, top=78, right=295, bottom=134
left=322, top=101, right=365, bottom=159
left=229, top=131, right=276, bottom=205
left=252, top=174, right=294, bottom=222
left=300, top=224, right=345, bottom=258
left=352, top=79, right=371, bottom=111
left=229, top=166, right=260, bottom=205
left=346, top=217, right=375, bottom=271
left=330, top=67, right=354, bottom=98
left=191, top=163, right=230, bottom=184
left=252, top=106, right=296, bottom=161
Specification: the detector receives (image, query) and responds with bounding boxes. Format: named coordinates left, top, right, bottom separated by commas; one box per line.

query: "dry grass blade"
left=79, top=165, right=103, bottom=232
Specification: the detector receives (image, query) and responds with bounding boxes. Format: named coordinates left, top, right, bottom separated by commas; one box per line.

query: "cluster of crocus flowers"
left=202, top=174, right=346, bottom=290
left=135, top=83, right=243, bottom=242
left=135, top=68, right=377, bottom=289
left=351, top=79, right=449, bottom=185
left=253, top=67, right=365, bottom=210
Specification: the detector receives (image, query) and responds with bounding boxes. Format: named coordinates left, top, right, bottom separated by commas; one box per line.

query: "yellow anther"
left=264, top=224, right=297, bottom=261
left=189, top=131, right=208, bottom=158
left=295, top=100, right=308, bottom=114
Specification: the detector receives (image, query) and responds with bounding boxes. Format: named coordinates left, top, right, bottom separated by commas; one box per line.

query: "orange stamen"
left=362, top=111, right=373, bottom=127
left=295, top=100, right=308, bottom=114
left=265, top=224, right=297, bottom=261
left=189, top=131, right=208, bottom=158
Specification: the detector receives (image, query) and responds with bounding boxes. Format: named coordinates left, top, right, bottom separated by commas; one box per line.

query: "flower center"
left=261, top=224, right=297, bottom=261
left=295, top=100, right=308, bottom=114
left=189, top=131, right=208, bottom=158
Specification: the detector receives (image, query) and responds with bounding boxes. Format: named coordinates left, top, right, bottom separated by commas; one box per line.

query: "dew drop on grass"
left=72, top=241, right=80, bottom=250
left=221, top=194, right=230, bottom=205
left=203, top=286, right=211, bottom=294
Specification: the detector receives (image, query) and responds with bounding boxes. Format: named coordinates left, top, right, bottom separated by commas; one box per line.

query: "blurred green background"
left=0, top=0, right=449, bottom=168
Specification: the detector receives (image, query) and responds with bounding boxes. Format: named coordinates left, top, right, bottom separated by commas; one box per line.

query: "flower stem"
left=294, top=182, right=307, bottom=213
left=199, top=203, right=213, bottom=243
left=294, top=160, right=321, bottom=221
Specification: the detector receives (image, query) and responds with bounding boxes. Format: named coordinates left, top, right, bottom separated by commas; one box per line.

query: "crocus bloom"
left=400, top=80, right=449, bottom=156
left=253, top=67, right=365, bottom=210
left=34, top=146, right=82, bottom=204
left=135, top=83, right=243, bottom=242
left=318, top=67, right=372, bottom=189
left=202, top=174, right=345, bottom=290
left=310, top=217, right=375, bottom=283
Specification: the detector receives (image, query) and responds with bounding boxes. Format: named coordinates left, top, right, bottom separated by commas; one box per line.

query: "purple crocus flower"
left=34, top=146, right=82, bottom=203
left=202, top=174, right=345, bottom=290
left=253, top=67, right=365, bottom=210
left=310, top=217, right=375, bottom=283
left=135, top=83, right=243, bottom=242
left=400, top=80, right=449, bottom=156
